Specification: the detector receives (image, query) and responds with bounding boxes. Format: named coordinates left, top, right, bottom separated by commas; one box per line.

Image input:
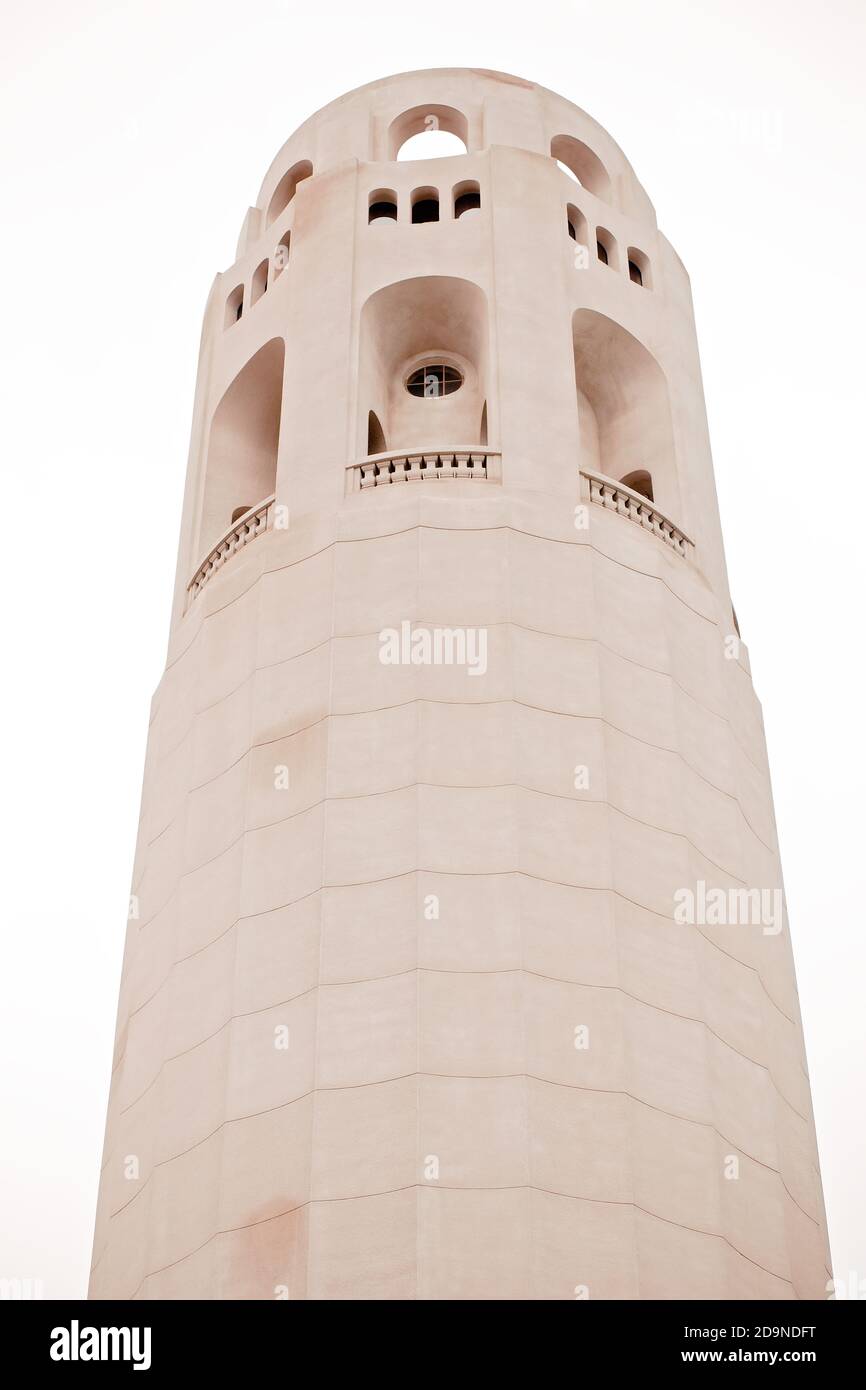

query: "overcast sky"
left=1, top=0, right=864, bottom=1298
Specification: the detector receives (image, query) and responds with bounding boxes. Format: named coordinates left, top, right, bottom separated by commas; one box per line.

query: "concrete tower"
left=90, top=69, right=831, bottom=1301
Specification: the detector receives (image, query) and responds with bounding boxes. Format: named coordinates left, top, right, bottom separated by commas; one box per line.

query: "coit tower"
left=90, top=69, right=831, bottom=1300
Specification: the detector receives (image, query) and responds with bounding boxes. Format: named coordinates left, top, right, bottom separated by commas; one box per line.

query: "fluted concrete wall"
left=89, top=69, right=831, bottom=1300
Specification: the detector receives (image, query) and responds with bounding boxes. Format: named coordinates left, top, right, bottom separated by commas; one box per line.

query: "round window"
left=406, top=364, right=463, bottom=398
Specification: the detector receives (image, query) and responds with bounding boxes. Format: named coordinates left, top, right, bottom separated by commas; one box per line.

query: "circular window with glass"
left=406, top=364, right=463, bottom=398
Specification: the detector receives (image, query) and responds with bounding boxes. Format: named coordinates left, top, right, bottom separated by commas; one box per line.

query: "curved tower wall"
left=90, top=68, right=831, bottom=1300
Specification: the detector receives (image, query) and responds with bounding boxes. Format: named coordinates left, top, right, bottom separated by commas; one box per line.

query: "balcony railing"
left=184, top=464, right=687, bottom=611
left=347, top=447, right=500, bottom=491
left=581, top=468, right=693, bottom=557
left=187, top=494, right=275, bottom=606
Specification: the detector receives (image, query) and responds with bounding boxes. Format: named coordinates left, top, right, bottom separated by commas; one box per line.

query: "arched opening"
left=627, top=247, right=652, bottom=289
left=251, top=259, right=269, bottom=305
left=231, top=504, right=253, bottom=523
left=369, top=189, right=398, bottom=223
left=411, top=188, right=439, bottom=223
left=596, top=227, right=618, bottom=270
left=265, top=159, right=313, bottom=227
left=389, top=104, right=469, bottom=160
left=620, top=470, right=654, bottom=502
left=480, top=401, right=488, bottom=445
left=453, top=181, right=481, bottom=218
left=572, top=309, right=678, bottom=513
left=367, top=410, right=387, bottom=455
left=550, top=135, right=611, bottom=201
left=399, top=130, right=467, bottom=160
left=224, top=284, right=244, bottom=328
left=273, top=231, right=290, bottom=279
left=567, top=203, right=588, bottom=245
left=200, top=338, right=284, bottom=555
left=358, top=276, right=489, bottom=455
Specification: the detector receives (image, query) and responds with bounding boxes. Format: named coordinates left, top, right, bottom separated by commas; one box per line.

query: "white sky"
left=1, top=0, right=864, bottom=1299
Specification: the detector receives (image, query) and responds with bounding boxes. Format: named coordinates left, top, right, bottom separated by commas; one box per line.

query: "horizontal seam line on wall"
left=162, top=518, right=718, bottom=685
left=162, top=703, right=774, bottom=855
left=101, top=1070, right=817, bottom=1233
left=139, top=799, right=772, bottom=936
left=112, top=969, right=808, bottom=1128
left=143, top=783, right=775, bottom=890
left=154, top=619, right=764, bottom=781
left=104, top=1184, right=797, bottom=1300
left=122, top=872, right=798, bottom=1040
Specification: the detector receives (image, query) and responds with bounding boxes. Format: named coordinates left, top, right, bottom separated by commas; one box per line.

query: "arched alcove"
left=224, top=284, right=244, bottom=328
left=627, top=247, right=652, bottom=289
left=266, top=159, right=313, bottom=227
left=596, top=227, right=618, bottom=270
left=389, top=104, right=469, bottom=160
left=251, top=258, right=269, bottom=304
left=620, top=469, right=654, bottom=501
left=369, top=189, right=398, bottom=222
left=453, top=180, right=481, bottom=218
left=367, top=410, right=387, bottom=454
left=411, top=187, right=440, bottom=223
left=572, top=309, right=678, bottom=513
left=551, top=134, right=611, bottom=201
left=566, top=203, right=588, bottom=245
left=359, top=276, right=489, bottom=454
left=200, top=338, right=284, bottom=555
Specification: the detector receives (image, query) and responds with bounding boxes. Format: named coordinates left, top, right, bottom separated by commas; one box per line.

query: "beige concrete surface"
left=89, top=68, right=831, bottom=1301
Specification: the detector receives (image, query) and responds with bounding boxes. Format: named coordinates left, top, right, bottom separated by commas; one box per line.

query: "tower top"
left=244, top=66, right=656, bottom=253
